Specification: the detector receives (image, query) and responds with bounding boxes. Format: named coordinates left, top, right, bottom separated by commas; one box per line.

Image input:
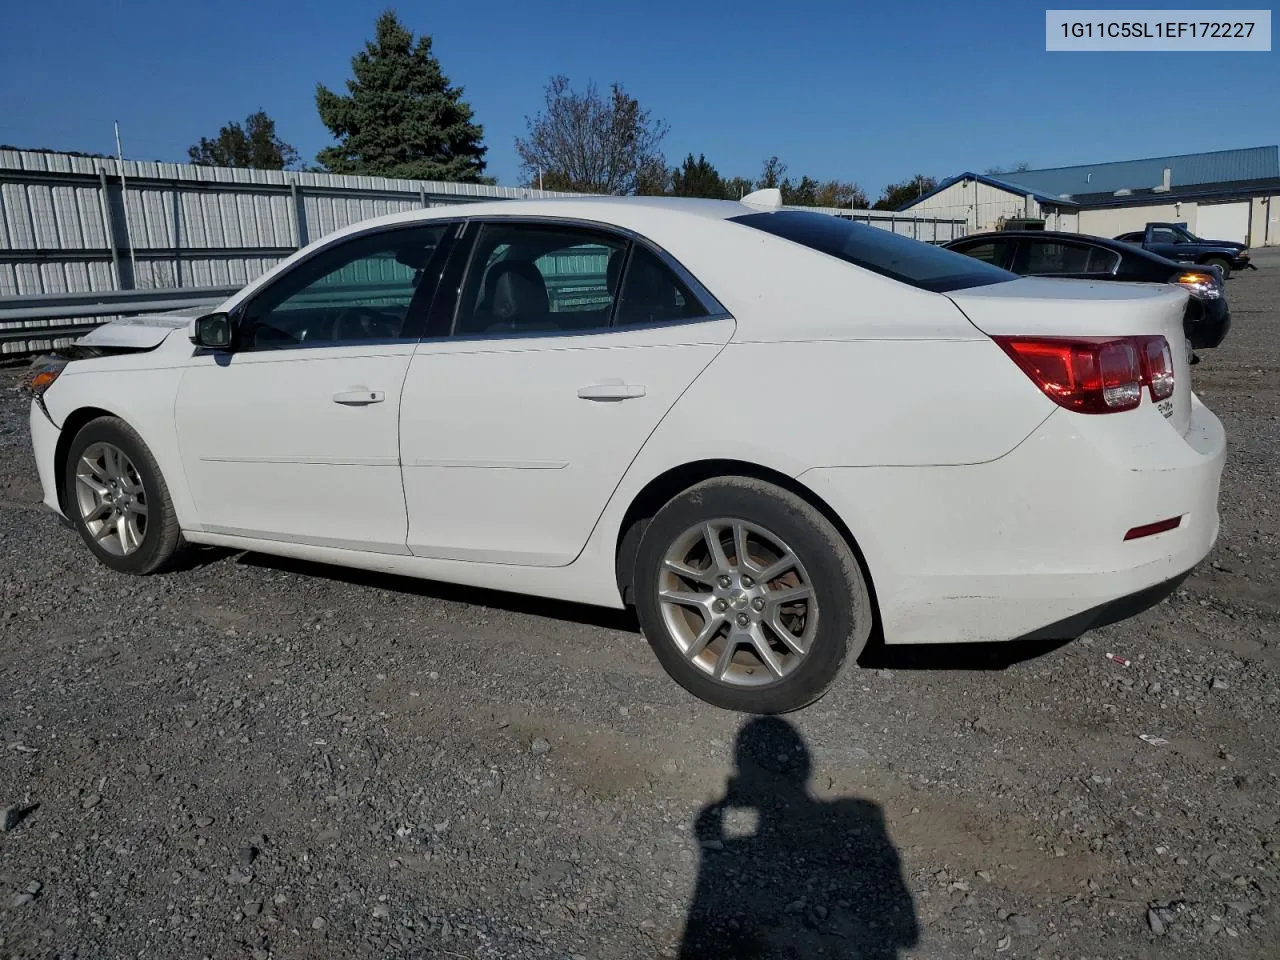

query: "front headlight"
left=20, top=356, right=69, bottom=398
left=1174, top=271, right=1222, bottom=300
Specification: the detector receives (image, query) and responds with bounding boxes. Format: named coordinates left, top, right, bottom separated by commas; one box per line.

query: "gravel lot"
left=1, top=250, right=1277, bottom=959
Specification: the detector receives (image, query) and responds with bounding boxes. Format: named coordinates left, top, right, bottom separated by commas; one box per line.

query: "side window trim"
left=1008, top=239, right=1030, bottom=274
left=1088, top=244, right=1121, bottom=276
left=606, top=243, right=634, bottom=329
left=231, top=219, right=463, bottom=351
left=425, top=225, right=476, bottom=340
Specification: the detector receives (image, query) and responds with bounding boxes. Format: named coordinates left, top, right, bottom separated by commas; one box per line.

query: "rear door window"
left=452, top=223, right=628, bottom=336
left=729, top=211, right=1015, bottom=292
left=1023, top=240, right=1119, bottom=276
left=614, top=246, right=707, bottom=327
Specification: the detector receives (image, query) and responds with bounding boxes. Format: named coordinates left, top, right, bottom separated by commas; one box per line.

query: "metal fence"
left=0, top=149, right=967, bottom=355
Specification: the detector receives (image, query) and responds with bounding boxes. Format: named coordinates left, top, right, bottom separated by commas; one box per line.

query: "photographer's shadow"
left=680, top=717, right=919, bottom=959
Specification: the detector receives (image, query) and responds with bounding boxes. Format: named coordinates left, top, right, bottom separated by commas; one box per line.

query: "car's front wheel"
left=64, top=416, right=187, bottom=574
left=633, top=477, right=873, bottom=713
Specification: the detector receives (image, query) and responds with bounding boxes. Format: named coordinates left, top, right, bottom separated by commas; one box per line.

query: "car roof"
left=329, top=194, right=755, bottom=238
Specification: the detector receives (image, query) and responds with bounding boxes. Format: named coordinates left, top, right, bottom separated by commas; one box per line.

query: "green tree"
left=782, top=175, right=819, bottom=206
left=670, top=153, right=726, bottom=198
left=515, top=75, right=668, bottom=195
left=873, top=174, right=937, bottom=210
left=315, top=10, right=490, bottom=182
left=188, top=110, right=299, bottom=169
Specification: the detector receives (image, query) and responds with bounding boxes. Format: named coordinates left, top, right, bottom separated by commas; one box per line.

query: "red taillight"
left=993, top=335, right=1175, bottom=414
left=1138, top=335, right=1175, bottom=401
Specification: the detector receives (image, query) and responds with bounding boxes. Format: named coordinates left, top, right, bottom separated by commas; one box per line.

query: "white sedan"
left=26, top=191, right=1226, bottom=713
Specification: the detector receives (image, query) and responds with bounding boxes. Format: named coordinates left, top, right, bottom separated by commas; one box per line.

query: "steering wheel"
left=331, top=306, right=400, bottom=341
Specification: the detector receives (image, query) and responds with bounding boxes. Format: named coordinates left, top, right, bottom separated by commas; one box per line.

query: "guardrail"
left=0, top=287, right=237, bottom=356
left=1, top=276, right=629, bottom=357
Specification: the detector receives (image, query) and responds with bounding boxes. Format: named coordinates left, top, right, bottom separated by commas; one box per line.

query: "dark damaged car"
left=943, top=230, right=1230, bottom=352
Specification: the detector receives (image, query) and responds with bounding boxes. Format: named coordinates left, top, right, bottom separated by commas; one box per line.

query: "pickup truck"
left=1115, top=222, right=1252, bottom=278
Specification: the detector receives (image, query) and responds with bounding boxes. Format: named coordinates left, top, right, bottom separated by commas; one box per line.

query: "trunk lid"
left=946, top=276, right=1193, bottom=435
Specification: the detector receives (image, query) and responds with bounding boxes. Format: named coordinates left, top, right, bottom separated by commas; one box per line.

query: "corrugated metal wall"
left=0, top=150, right=966, bottom=298
left=0, top=149, right=583, bottom=298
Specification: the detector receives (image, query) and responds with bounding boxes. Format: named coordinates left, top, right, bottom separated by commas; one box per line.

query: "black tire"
left=63, top=415, right=187, bottom=574
left=633, top=477, right=873, bottom=713
left=1204, top=257, right=1231, bottom=280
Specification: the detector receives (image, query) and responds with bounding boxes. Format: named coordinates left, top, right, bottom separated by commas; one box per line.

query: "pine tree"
left=315, top=11, right=490, bottom=182
left=670, top=154, right=726, bottom=199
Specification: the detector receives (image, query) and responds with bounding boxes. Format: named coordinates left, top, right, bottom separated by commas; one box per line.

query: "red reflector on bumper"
left=1124, top=516, right=1183, bottom=541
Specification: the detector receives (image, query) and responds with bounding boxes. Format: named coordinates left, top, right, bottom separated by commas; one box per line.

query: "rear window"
left=729, top=211, right=1016, bottom=293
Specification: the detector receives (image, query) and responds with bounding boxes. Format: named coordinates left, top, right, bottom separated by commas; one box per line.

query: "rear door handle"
left=333, top=389, right=385, bottom=405
left=577, top=381, right=646, bottom=401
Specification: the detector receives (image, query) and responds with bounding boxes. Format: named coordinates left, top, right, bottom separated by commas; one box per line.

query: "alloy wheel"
left=657, top=518, right=818, bottom=687
left=74, top=442, right=148, bottom=556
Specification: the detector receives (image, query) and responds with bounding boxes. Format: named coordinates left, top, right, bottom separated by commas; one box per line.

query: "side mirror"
left=189, top=312, right=234, bottom=350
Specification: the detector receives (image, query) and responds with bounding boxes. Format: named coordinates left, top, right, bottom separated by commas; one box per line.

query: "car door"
left=399, top=218, right=735, bottom=567
left=174, top=221, right=458, bottom=552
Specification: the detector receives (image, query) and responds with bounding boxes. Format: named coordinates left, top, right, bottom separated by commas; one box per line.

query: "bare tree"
left=515, top=75, right=669, bottom=195
left=815, top=180, right=869, bottom=209
left=757, top=156, right=787, bottom=189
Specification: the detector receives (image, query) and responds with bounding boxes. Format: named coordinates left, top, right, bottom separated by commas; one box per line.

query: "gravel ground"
left=1, top=251, right=1277, bottom=959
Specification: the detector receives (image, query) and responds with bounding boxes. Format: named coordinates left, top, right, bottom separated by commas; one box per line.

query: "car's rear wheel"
left=633, top=477, right=872, bottom=713
left=64, top=416, right=187, bottom=574
left=1205, top=256, right=1231, bottom=280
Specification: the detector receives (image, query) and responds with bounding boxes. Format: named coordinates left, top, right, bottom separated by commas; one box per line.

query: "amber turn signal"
left=21, top=362, right=66, bottom=398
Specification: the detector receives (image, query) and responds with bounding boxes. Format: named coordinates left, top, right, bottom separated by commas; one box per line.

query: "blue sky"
left=2, top=0, right=1276, bottom=197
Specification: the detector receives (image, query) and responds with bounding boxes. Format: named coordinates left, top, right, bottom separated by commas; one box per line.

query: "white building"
left=900, top=146, right=1279, bottom=246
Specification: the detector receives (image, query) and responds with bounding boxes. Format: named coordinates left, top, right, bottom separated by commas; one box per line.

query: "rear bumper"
left=1186, top=297, right=1231, bottom=349
left=1013, top=568, right=1191, bottom=641
left=800, top=394, right=1225, bottom=645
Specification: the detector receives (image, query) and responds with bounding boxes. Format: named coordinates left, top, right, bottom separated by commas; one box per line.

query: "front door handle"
left=577, top=381, right=646, bottom=402
left=333, top=388, right=385, bottom=406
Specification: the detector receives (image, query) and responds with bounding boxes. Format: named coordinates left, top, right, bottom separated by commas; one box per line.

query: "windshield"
left=729, top=211, right=1015, bottom=293
left=1173, top=225, right=1199, bottom=242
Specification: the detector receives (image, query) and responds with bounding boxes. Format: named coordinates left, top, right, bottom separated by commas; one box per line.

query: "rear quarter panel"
left=588, top=218, right=1058, bottom=473
left=576, top=246, right=1058, bottom=592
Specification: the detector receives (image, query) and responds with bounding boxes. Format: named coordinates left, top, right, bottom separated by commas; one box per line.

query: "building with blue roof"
left=900, top=146, right=1279, bottom=246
